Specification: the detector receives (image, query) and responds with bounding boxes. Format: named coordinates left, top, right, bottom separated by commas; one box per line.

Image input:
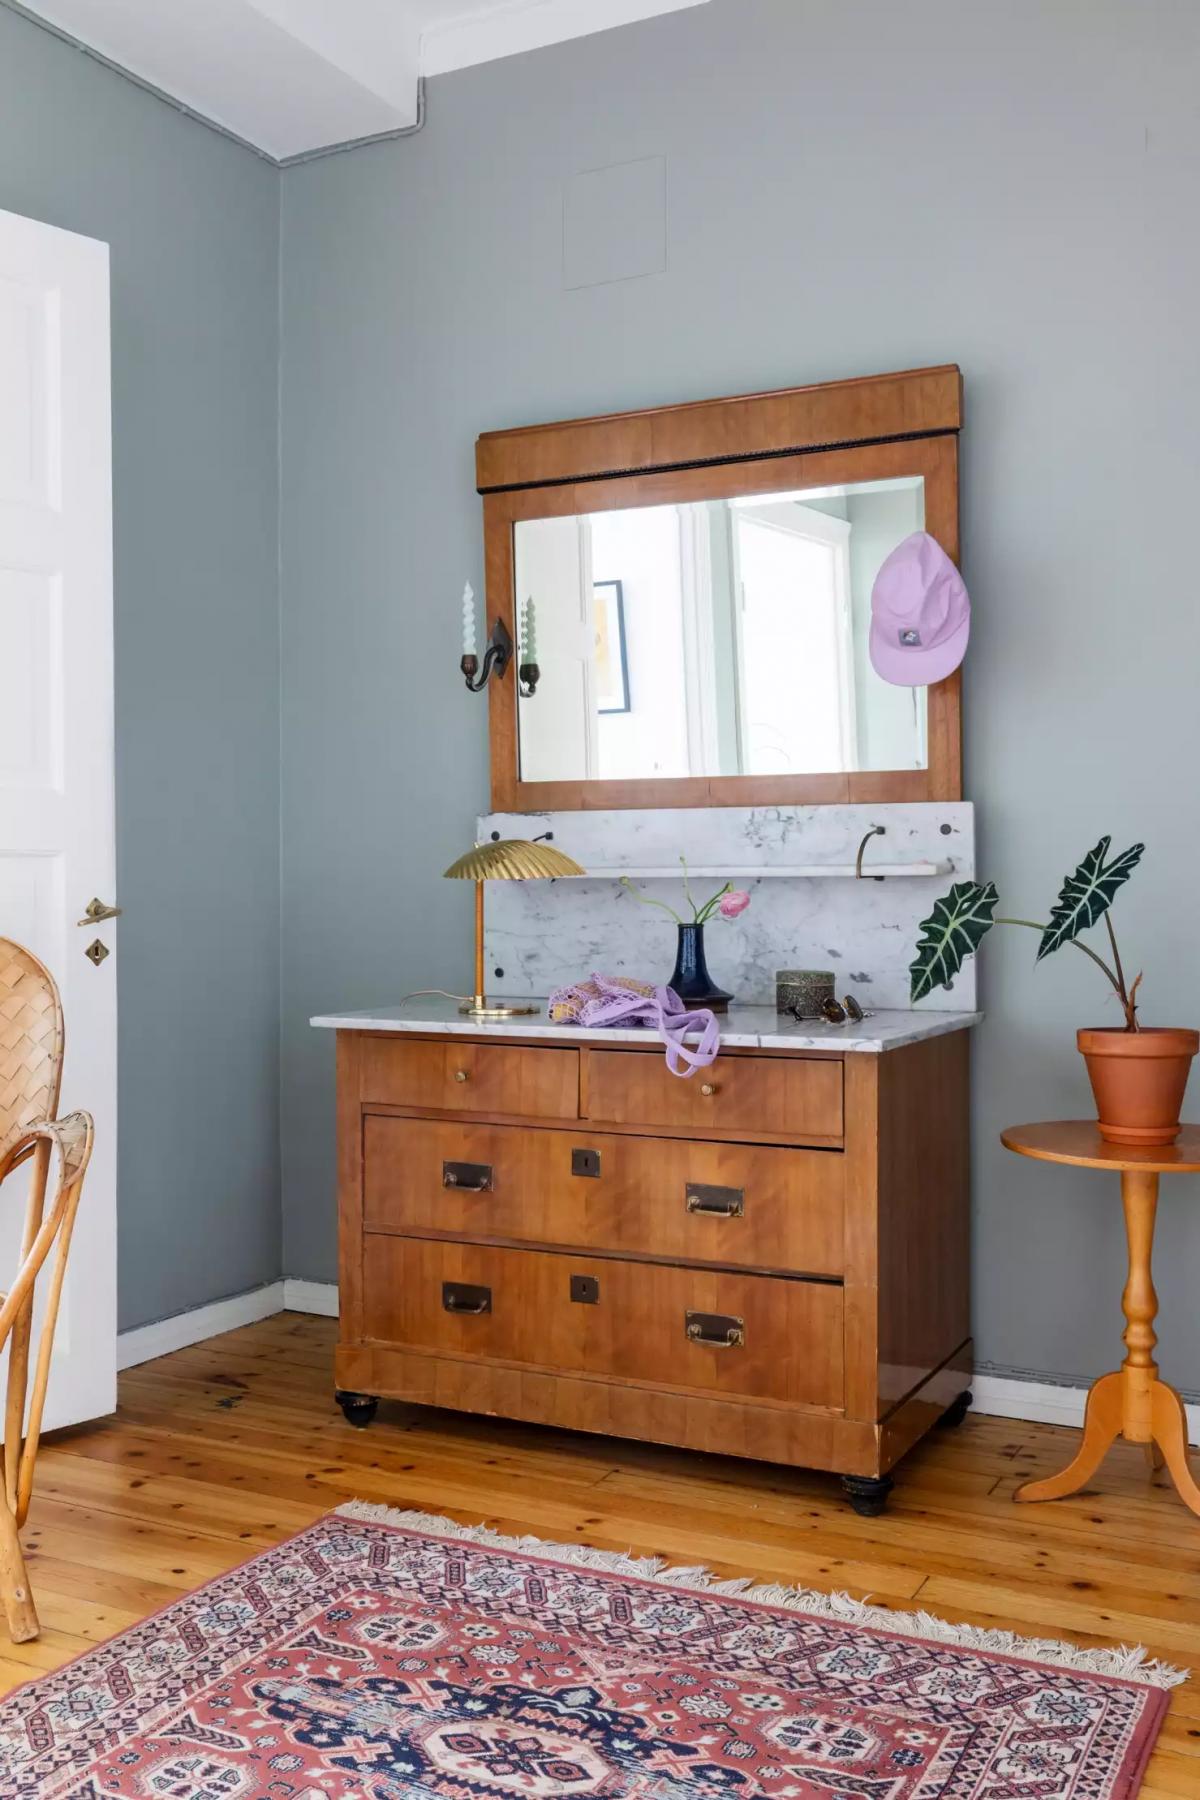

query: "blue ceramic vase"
left=669, top=923, right=732, bottom=1013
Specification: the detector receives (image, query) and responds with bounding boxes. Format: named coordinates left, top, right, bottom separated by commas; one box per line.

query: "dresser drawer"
left=360, top=1038, right=578, bottom=1120
left=361, top=1236, right=843, bottom=1408
left=363, top=1118, right=845, bottom=1276
left=585, top=1049, right=843, bottom=1142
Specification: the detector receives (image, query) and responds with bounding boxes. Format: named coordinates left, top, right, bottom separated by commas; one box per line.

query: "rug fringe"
left=334, top=1500, right=1187, bottom=1691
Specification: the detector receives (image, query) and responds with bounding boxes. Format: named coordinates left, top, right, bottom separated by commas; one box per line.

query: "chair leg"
left=0, top=1503, right=39, bottom=1642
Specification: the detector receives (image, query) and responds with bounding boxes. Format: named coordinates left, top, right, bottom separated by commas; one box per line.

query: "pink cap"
left=869, top=531, right=969, bottom=687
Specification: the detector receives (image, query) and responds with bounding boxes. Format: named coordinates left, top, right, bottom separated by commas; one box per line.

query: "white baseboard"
left=117, top=1281, right=286, bottom=1370
left=118, top=1285, right=1199, bottom=1448
left=282, top=1278, right=339, bottom=1317
left=117, top=1278, right=337, bottom=1369
left=971, top=1372, right=1200, bottom=1447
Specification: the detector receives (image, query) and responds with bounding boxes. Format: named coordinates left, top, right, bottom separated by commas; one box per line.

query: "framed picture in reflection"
left=593, top=579, right=630, bottom=714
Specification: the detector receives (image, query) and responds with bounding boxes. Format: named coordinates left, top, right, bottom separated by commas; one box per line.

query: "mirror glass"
left=514, top=477, right=928, bottom=783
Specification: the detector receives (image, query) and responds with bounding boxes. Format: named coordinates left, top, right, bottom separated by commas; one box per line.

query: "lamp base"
left=458, top=996, right=540, bottom=1020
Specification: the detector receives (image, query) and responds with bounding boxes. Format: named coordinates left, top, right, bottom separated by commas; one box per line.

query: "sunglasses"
left=791, top=995, right=870, bottom=1025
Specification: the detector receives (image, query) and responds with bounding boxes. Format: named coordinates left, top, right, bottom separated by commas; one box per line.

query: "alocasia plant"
left=910, top=836, right=1145, bottom=1028
left=909, top=881, right=999, bottom=1004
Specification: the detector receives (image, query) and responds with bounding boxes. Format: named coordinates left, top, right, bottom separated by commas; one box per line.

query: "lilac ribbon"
left=548, top=974, right=720, bottom=1078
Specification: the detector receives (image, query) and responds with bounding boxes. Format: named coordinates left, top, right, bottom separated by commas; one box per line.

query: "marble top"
left=310, top=995, right=981, bottom=1054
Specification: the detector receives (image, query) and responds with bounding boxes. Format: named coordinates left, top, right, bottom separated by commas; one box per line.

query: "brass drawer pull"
left=453, top=1069, right=470, bottom=1083
left=442, top=1282, right=492, bottom=1315
left=443, top=1161, right=493, bottom=1193
left=700, top=1082, right=718, bottom=1097
left=686, top=1310, right=745, bottom=1349
left=686, top=1183, right=744, bottom=1218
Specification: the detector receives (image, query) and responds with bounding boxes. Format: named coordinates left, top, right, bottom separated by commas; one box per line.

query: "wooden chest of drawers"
left=333, top=1027, right=972, bottom=1512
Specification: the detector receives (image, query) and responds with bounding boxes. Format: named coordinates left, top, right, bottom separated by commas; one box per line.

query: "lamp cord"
left=398, top=988, right=471, bottom=1005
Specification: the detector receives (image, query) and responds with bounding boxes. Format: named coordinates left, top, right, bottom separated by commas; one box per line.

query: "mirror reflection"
left=515, top=477, right=928, bottom=782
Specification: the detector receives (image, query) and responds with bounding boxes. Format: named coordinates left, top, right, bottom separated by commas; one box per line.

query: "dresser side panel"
left=336, top=1030, right=366, bottom=1346
left=841, top=1053, right=881, bottom=1423
left=875, top=1032, right=972, bottom=1411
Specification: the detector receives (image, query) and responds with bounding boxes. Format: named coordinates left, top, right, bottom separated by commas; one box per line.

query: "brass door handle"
left=77, top=898, right=121, bottom=926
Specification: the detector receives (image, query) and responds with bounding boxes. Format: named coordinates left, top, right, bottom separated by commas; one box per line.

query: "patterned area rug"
left=0, top=1503, right=1181, bottom=1798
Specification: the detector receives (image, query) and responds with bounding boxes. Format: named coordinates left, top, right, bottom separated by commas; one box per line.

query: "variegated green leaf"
left=1036, top=837, right=1144, bottom=962
left=909, top=880, right=999, bottom=1004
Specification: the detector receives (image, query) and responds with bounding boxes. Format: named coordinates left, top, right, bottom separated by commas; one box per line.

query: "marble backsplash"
left=478, top=803, right=977, bottom=1012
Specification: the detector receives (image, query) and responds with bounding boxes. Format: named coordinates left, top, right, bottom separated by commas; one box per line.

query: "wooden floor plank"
left=0, top=1308, right=1191, bottom=1800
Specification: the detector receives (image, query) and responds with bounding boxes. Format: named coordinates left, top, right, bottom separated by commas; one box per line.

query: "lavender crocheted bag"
left=547, top=973, right=720, bottom=1078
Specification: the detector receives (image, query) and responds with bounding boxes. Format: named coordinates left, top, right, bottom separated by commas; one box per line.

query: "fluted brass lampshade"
left=444, top=838, right=585, bottom=1018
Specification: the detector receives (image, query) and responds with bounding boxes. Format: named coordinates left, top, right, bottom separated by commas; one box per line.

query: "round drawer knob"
left=700, top=1082, right=717, bottom=1097
left=453, top=1069, right=469, bottom=1083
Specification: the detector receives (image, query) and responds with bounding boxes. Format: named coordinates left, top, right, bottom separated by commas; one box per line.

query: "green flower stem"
left=694, top=883, right=733, bottom=926
left=679, top=856, right=696, bottom=922
left=622, top=865, right=738, bottom=928
left=619, top=876, right=682, bottom=924
left=995, top=917, right=1123, bottom=995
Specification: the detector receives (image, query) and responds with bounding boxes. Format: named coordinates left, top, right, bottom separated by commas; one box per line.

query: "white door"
left=0, top=206, right=116, bottom=1429
left=513, top=516, right=598, bottom=781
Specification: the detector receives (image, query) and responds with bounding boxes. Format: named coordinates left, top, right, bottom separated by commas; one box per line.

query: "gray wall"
left=5, top=0, right=1193, bottom=1385
left=280, top=0, right=1200, bottom=1392
left=0, top=6, right=283, bottom=1330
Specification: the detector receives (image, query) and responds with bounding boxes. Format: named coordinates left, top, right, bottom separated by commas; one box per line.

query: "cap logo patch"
left=898, top=628, right=921, bottom=646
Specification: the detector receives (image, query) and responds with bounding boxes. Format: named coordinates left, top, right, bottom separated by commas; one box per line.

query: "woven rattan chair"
left=0, top=939, right=93, bottom=1641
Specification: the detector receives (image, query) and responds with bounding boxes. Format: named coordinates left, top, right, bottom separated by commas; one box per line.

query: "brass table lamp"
left=444, top=838, right=586, bottom=1019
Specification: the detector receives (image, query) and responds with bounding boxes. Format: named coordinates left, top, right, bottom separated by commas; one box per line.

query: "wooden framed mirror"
left=477, top=365, right=962, bottom=811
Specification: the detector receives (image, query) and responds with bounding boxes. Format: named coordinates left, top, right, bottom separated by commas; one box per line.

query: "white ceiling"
left=15, top=0, right=709, bottom=162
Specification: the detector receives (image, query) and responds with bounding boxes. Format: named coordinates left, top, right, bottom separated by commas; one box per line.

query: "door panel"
left=0, top=570, right=61, bottom=787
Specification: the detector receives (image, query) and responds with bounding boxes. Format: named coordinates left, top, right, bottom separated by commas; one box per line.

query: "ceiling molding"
left=5, top=0, right=709, bottom=162
left=0, top=0, right=272, bottom=162
left=420, top=0, right=709, bottom=78
left=10, top=0, right=421, bottom=161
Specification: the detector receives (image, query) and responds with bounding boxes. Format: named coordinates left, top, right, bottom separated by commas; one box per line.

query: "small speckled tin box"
left=776, top=969, right=836, bottom=1017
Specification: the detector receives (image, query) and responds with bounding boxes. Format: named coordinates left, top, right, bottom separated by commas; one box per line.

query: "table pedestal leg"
left=1015, top=1372, right=1122, bottom=1502
left=1016, top=1169, right=1200, bottom=1514
left=1151, top=1383, right=1200, bottom=1518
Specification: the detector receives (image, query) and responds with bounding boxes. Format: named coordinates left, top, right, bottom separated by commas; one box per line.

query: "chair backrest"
left=0, top=941, right=64, bottom=1164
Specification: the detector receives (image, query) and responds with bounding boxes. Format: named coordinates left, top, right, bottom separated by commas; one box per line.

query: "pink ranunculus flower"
left=718, top=889, right=751, bottom=919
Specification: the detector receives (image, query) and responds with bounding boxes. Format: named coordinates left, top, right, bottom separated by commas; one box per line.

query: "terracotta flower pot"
left=1077, top=1027, right=1199, bottom=1145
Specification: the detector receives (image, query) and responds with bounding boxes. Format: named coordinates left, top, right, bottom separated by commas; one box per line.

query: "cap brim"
left=869, top=613, right=969, bottom=688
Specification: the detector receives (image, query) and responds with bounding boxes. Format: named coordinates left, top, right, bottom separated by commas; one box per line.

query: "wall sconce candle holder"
left=461, top=617, right=513, bottom=692
left=517, top=596, right=539, bottom=697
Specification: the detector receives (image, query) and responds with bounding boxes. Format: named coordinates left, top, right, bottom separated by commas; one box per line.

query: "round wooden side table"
left=1001, top=1121, right=1200, bottom=1517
